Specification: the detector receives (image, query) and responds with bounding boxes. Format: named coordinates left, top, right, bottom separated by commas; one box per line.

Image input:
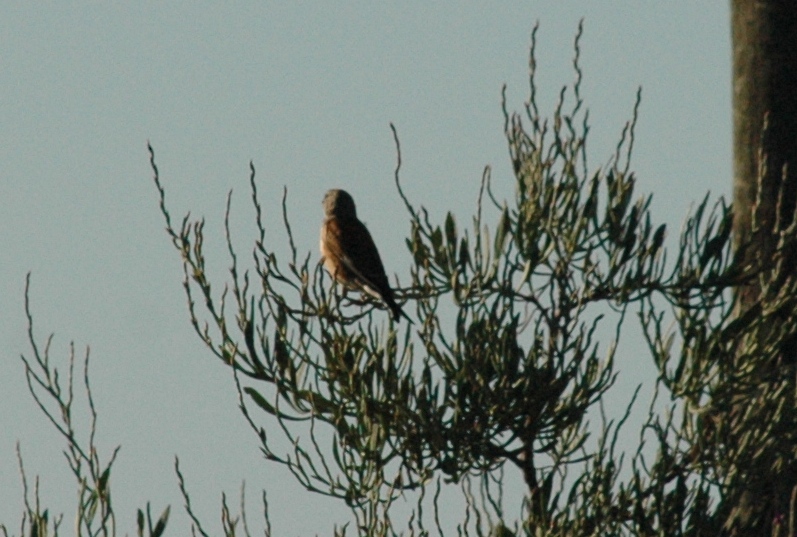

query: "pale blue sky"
left=1, top=3, right=730, bottom=534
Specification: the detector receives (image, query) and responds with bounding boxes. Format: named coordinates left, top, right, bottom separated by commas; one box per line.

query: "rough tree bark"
left=727, top=0, right=797, bottom=533
left=732, top=0, right=797, bottom=271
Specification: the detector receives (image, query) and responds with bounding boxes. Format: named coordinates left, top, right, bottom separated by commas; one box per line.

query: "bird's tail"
left=387, top=296, right=413, bottom=324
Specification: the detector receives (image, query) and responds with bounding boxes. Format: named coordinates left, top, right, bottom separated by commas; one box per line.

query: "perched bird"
left=320, top=188, right=410, bottom=322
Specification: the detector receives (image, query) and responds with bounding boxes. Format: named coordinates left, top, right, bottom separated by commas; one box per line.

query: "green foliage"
left=7, top=21, right=797, bottom=537
left=2, top=275, right=171, bottom=537
left=146, top=21, right=797, bottom=536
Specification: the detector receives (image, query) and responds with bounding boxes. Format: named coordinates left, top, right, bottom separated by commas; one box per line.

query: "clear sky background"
left=1, top=3, right=731, bottom=535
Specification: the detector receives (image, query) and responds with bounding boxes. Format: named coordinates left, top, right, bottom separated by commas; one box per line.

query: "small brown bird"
left=320, top=189, right=410, bottom=322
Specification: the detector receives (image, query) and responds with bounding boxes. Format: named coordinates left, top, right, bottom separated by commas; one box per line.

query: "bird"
left=320, top=188, right=410, bottom=322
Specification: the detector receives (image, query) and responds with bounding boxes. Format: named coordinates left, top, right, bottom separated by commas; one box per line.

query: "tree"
left=145, top=22, right=796, bottom=535
left=4, top=275, right=170, bottom=537
left=731, top=0, right=797, bottom=267
left=7, top=18, right=797, bottom=537
left=721, top=1, right=797, bottom=534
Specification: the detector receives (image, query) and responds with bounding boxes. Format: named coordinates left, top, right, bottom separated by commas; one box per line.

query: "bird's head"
left=323, top=189, right=357, bottom=219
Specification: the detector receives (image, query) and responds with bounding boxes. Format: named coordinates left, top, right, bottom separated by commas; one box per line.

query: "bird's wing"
left=327, top=217, right=393, bottom=300
left=323, top=216, right=409, bottom=322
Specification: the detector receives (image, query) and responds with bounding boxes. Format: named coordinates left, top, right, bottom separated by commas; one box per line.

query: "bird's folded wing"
left=325, top=217, right=391, bottom=300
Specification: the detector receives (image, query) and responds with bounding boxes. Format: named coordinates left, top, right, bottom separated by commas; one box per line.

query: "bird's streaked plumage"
left=320, top=189, right=409, bottom=322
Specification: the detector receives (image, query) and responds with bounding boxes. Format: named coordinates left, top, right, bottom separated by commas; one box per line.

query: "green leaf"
left=273, top=330, right=290, bottom=374
left=152, top=506, right=170, bottom=537
left=430, top=226, right=443, bottom=251
left=458, top=236, right=470, bottom=268
left=245, top=387, right=278, bottom=416
left=298, top=390, right=337, bottom=414
left=98, top=466, right=111, bottom=493
left=541, top=469, right=555, bottom=510
left=651, top=224, right=666, bottom=254
left=582, top=172, right=601, bottom=220
left=137, top=509, right=145, bottom=537
left=445, top=212, right=457, bottom=246
left=494, top=207, right=510, bottom=258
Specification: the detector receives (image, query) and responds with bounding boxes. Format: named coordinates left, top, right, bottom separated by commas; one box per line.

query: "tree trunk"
left=727, top=1, right=797, bottom=533
left=732, top=0, right=797, bottom=272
